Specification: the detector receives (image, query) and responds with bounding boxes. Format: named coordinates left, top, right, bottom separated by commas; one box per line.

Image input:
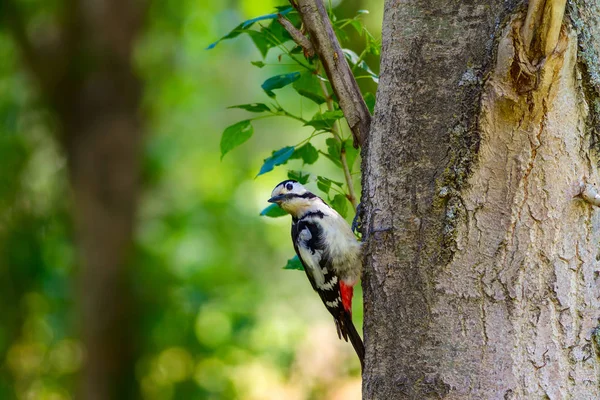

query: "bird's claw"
left=352, top=202, right=362, bottom=235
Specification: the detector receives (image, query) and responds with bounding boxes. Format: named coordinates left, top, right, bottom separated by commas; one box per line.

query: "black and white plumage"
left=268, top=180, right=364, bottom=367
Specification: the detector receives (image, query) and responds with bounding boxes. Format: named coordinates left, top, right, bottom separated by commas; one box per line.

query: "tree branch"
left=292, top=0, right=371, bottom=148
left=521, top=0, right=567, bottom=59
left=277, top=15, right=314, bottom=57
left=575, top=179, right=600, bottom=207
left=316, top=65, right=358, bottom=211
left=540, top=0, right=567, bottom=57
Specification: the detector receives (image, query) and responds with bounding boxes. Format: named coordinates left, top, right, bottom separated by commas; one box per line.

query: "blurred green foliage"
left=0, top=0, right=382, bottom=399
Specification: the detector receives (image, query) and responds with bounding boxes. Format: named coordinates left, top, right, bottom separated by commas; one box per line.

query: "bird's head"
left=268, top=180, right=317, bottom=217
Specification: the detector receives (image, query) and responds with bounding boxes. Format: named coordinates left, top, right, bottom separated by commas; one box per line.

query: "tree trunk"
left=5, top=0, right=145, bottom=398
left=59, top=3, right=144, bottom=398
left=362, top=1, right=600, bottom=398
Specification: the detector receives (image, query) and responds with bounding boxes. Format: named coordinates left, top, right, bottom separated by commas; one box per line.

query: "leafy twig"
left=291, top=0, right=371, bottom=148
left=317, top=64, right=358, bottom=211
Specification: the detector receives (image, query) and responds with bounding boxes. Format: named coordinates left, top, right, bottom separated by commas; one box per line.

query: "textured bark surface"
left=362, top=1, right=600, bottom=398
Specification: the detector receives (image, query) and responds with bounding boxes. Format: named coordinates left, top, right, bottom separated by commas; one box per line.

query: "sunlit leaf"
left=261, top=72, right=302, bottom=97
left=283, top=255, right=304, bottom=271
left=288, top=170, right=310, bottom=184
left=290, top=143, right=318, bottom=164
left=228, top=103, right=271, bottom=113
left=257, top=146, right=295, bottom=176
left=331, top=194, right=349, bottom=218
left=220, top=120, right=253, bottom=159
left=260, top=204, right=287, bottom=218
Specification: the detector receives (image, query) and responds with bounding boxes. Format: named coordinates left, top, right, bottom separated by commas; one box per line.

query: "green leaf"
left=251, top=61, right=266, bottom=68
left=343, top=48, right=361, bottom=65
left=228, top=103, right=271, bottom=113
left=206, top=7, right=293, bottom=51
left=343, top=140, right=360, bottom=172
left=350, top=20, right=363, bottom=35
left=206, top=23, right=246, bottom=50
left=261, top=18, right=293, bottom=45
left=293, top=72, right=326, bottom=105
left=290, top=143, right=318, bottom=164
left=288, top=170, right=310, bottom=184
left=290, top=45, right=304, bottom=54
left=247, top=30, right=275, bottom=58
left=241, top=7, right=293, bottom=28
left=366, top=31, right=381, bottom=56
left=283, top=255, right=304, bottom=271
left=257, top=146, right=295, bottom=176
left=317, top=176, right=343, bottom=195
left=343, top=48, right=379, bottom=83
left=364, top=92, right=376, bottom=114
left=305, top=110, right=344, bottom=131
left=260, top=203, right=288, bottom=218
left=317, top=176, right=331, bottom=194
left=357, top=60, right=379, bottom=83
left=261, top=72, right=302, bottom=97
left=331, top=194, right=349, bottom=218
left=325, top=138, right=342, bottom=167
left=333, top=24, right=349, bottom=43
left=220, top=120, right=253, bottom=159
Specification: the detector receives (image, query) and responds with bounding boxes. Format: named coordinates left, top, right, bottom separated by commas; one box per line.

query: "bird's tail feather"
left=341, top=311, right=364, bottom=370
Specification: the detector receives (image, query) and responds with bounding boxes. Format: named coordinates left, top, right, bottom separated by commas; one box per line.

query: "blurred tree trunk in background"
left=5, top=0, right=145, bottom=398
left=362, top=0, right=600, bottom=398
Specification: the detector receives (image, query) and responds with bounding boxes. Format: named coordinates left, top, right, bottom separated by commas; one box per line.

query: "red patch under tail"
left=339, top=281, right=353, bottom=314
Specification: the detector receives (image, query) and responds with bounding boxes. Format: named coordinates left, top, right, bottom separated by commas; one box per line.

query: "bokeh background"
left=0, top=0, right=382, bottom=398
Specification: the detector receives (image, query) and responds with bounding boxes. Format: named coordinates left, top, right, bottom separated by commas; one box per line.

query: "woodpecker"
left=268, top=180, right=364, bottom=368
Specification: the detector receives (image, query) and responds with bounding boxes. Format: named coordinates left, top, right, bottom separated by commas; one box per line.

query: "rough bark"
left=362, top=1, right=600, bottom=398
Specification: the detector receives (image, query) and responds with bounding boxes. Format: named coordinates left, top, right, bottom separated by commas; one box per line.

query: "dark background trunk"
left=4, top=0, right=145, bottom=398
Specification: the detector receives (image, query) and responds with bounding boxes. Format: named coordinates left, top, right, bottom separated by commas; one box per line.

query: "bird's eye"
left=286, top=183, right=294, bottom=191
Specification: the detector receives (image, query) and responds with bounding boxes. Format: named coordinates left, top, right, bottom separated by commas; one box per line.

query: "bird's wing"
left=292, top=218, right=344, bottom=320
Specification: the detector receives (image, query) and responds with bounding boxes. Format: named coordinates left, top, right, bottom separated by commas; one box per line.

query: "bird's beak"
left=268, top=195, right=285, bottom=203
